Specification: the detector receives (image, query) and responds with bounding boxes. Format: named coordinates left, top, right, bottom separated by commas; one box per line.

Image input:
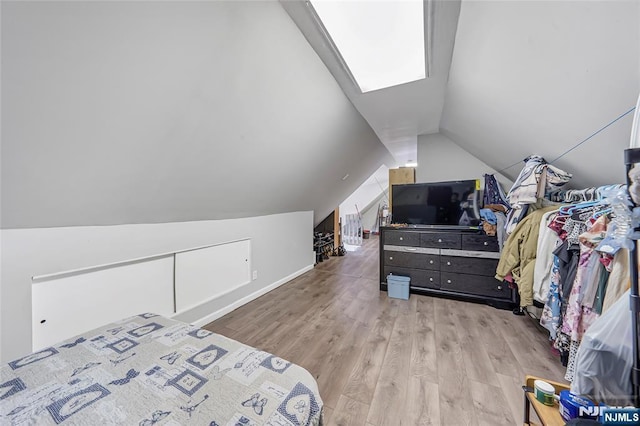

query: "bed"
left=0, top=313, right=323, bottom=425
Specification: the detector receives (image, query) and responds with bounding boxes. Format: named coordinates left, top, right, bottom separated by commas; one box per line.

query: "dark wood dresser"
left=379, top=226, right=516, bottom=309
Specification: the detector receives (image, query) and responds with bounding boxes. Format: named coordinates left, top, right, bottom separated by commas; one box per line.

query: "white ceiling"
left=285, top=0, right=640, bottom=188
left=280, top=0, right=461, bottom=167
left=441, top=0, right=639, bottom=188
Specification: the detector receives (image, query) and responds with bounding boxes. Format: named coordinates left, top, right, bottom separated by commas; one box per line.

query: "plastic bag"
left=571, top=290, right=633, bottom=406
left=595, top=187, right=633, bottom=255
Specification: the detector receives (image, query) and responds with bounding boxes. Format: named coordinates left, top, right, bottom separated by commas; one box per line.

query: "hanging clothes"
left=532, top=210, right=562, bottom=303
left=562, top=216, right=609, bottom=341
left=495, top=211, right=507, bottom=252
left=483, top=174, right=510, bottom=210
left=495, top=205, right=558, bottom=307
left=539, top=204, right=601, bottom=369
left=553, top=240, right=580, bottom=302
left=550, top=211, right=627, bottom=382
left=540, top=250, right=563, bottom=340
left=534, top=184, right=631, bottom=381
left=579, top=254, right=605, bottom=309
left=600, top=249, right=630, bottom=313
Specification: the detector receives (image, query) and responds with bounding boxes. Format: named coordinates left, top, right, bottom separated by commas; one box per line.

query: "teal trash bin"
left=387, top=274, right=410, bottom=300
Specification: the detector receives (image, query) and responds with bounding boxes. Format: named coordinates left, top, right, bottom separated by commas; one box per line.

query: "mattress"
left=0, top=313, right=323, bottom=425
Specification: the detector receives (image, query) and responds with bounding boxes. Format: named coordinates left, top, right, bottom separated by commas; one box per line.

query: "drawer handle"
left=399, top=237, right=403, bottom=241
left=389, top=256, right=393, bottom=260
left=497, top=285, right=502, bottom=290
left=429, top=278, right=433, bottom=282
left=429, top=260, right=434, bottom=264
left=484, top=241, right=489, bottom=246
left=438, top=239, right=443, bottom=243
left=404, top=248, right=417, bottom=251
left=446, top=261, right=451, bottom=266
left=447, top=279, right=452, bottom=284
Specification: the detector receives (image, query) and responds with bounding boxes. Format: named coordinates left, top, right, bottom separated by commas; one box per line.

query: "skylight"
left=309, top=0, right=426, bottom=93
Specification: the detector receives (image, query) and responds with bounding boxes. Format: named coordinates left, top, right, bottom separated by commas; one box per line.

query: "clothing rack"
left=547, top=184, right=626, bottom=203
left=624, top=148, right=640, bottom=407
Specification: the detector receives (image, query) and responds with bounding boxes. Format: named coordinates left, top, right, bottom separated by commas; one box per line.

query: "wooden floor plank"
left=497, top=373, right=527, bottom=426
left=327, top=395, right=370, bottom=426
left=469, top=379, right=517, bottom=426
left=202, top=323, right=236, bottom=338
left=435, top=299, right=478, bottom=426
left=323, top=406, right=334, bottom=425
left=405, top=375, right=440, bottom=426
left=341, top=302, right=396, bottom=406
left=410, top=295, right=438, bottom=382
left=316, top=322, right=370, bottom=409
left=366, top=298, right=415, bottom=426
left=503, top=314, right=567, bottom=380
left=451, top=305, right=501, bottom=387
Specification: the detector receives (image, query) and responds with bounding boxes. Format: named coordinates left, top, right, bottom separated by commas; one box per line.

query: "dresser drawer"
left=383, top=231, right=420, bottom=247
left=420, top=233, right=461, bottom=249
left=384, top=251, right=440, bottom=270
left=461, top=234, right=499, bottom=252
left=384, top=266, right=440, bottom=289
left=440, top=272, right=510, bottom=299
left=440, top=256, right=498, bottom=277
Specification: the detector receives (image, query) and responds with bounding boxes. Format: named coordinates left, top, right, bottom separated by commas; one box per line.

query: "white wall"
left=441, top=0, right=639, bottom=188
left=340, top=164, right=389, bottom=232
left=1, top=1, right=393, bottom=229
left=359, top=191, right=388, bottom=232
left=416, top=133, right=514, bottom=191
left=0, top=212, right=313, bottom=362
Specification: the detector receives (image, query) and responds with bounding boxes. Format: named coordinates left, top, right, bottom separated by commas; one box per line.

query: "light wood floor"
left=204, top=235, right=568, bottom=426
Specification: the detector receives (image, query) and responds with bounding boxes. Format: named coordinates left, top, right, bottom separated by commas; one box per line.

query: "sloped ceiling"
left=285, top=0, right=639, bottom=190
left=441, top=0, right=640, bottom=188
left=1, top=0, right=394, bottom=229
left=4, top=1, right=637, bottom=231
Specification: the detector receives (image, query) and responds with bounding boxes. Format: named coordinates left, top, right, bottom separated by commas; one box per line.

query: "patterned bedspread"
left=0, top=313, right=323, bottom=425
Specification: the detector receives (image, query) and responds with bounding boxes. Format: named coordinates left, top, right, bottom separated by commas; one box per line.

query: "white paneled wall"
left=175, top=240, right=251, bottom=313
left=1, top=212, right=314, bottom=363
left=31, top=240, right=252, bottom=351
left=32, top=257, right=174, bottom=350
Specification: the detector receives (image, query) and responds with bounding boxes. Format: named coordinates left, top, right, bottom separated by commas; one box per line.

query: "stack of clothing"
left=505, top=155, right=572, bottom=235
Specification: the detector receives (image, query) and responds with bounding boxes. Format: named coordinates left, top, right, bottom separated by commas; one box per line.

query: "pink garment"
left=561, top=246, right=599, bottom=341
left=560, top=216, right=608, bottom=341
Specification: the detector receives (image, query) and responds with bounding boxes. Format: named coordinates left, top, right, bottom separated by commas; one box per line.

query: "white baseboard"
left=190, top=263, right=314, bottom=328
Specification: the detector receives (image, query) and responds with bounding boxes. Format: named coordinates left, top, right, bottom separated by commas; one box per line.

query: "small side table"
left=523, top=375, right=570, bottom=426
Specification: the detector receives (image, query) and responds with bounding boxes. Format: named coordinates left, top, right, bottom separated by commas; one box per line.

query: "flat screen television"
left=391, top=179, right=481, bottom=227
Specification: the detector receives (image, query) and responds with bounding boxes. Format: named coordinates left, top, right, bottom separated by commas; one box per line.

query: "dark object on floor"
left=513, top=307, right=526, bottom=316
left=314, top=231, right=334, bottom=263
left=333, top=244, right=346, bottom=256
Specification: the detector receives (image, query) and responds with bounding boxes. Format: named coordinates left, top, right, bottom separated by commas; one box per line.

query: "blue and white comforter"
left=0, top=314, right=323, bottom=425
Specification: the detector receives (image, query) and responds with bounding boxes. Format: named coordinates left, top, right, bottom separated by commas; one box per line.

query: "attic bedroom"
left=1, top=1, right=639, bottom=425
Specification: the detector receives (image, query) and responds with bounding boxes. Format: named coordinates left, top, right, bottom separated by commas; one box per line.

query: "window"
left=310, top=0, right=426, bottom=93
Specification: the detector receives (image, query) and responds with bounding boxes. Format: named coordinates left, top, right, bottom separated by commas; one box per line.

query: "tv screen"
left=391, top=180, right=480, bottom=226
